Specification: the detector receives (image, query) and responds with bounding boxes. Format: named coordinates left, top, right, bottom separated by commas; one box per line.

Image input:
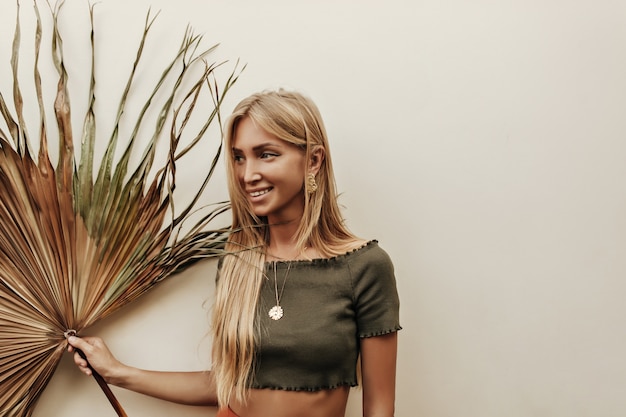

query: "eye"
left=260, top=152, right=278, bottom=159
left=233, top=154, right=244, bottom=163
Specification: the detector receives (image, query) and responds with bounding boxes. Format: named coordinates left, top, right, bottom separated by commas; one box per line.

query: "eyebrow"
left=232, top=142, right=284, bottom=153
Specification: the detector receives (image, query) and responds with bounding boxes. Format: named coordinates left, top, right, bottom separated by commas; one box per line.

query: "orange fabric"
left=215, top=406, right=239, bottom=417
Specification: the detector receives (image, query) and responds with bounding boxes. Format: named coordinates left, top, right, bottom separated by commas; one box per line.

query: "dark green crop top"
left=250, top=240, right=401, bottom=391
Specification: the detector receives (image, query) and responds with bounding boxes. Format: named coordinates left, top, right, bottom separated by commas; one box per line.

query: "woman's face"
left=232, top=116, right=307, bottom=223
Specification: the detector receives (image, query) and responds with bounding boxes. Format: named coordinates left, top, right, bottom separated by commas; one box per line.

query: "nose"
left=242, top=160, right=261, bottom=184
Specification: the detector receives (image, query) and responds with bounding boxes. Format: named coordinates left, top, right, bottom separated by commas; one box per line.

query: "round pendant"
left=268, top=305, right=284, bottom=320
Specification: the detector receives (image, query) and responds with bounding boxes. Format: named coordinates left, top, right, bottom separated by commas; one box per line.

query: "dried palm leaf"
left=0, top=2, right=242, bottom=416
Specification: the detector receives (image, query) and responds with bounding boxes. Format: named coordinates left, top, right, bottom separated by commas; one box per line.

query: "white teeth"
left=250, top=188, right=271, bottom=197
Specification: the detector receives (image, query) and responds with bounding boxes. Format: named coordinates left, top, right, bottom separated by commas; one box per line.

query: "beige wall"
left=1, top=0, right=625, bottom=416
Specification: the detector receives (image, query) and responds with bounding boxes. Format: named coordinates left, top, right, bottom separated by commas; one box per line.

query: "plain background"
left=0, top=0, right=625, bottom=416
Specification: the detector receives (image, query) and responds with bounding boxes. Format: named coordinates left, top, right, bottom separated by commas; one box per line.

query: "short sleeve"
left=351, top=244, right=402, bottom=338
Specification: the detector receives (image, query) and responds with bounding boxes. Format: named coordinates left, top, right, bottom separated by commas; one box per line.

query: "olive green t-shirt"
left=251, top=240, right=401, bottom=391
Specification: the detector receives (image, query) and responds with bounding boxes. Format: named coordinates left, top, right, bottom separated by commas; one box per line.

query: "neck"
left=266, top=217, right=305, bottom=261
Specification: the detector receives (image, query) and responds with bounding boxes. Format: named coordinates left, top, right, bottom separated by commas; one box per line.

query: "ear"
left=308, top=146, right=325, bottom=176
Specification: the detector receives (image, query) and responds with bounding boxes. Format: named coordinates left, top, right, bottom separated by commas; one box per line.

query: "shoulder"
left=301, top=240, right=394, bottom=271
left=350, top=240, right=392, bottom=262
left=343, top=240, right=395, bottom=278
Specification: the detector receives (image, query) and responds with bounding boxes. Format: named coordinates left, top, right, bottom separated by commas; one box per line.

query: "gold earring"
left=307, top=173, right=318, bottom=194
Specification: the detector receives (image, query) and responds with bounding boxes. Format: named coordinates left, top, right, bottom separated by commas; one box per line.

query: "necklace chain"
left=266, top=246, right=308, bottom=321
left=269, top=261, right=291, bottom=320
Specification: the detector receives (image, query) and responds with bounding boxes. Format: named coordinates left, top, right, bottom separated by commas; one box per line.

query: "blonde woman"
left=68, top=89, right=401, bottom=417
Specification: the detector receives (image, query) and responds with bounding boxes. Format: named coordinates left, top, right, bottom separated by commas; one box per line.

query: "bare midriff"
left=230, top=386, right=351, bottom=417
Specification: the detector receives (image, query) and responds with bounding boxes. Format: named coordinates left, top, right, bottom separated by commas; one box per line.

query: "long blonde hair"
left=211, top=89, right=356, bottom=407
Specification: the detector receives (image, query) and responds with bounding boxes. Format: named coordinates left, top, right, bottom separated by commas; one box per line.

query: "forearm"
left=361, top=332, right=398, bottom=417
left=112, top=367, right=217, bottom=406
left=68, top=336, right=217, bottom=406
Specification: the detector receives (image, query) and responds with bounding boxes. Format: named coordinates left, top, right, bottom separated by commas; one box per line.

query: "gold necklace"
left=269, top=261, right=291, bottom=320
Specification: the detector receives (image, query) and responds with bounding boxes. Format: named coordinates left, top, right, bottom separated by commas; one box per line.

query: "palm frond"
left=0, top=2, right=241, bottom=416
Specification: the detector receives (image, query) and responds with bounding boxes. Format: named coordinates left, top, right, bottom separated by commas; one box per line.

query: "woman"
left=68, top=89, right=401, bottom=417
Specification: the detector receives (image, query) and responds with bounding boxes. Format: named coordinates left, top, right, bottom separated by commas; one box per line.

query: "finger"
left=67, top=335, right=91, bottom=353
left=78, top=364, right=92, bottom=376
left=73, top=351, right=89, bottom=368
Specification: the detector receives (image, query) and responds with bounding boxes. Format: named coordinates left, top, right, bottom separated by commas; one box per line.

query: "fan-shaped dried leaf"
left=0, top=2, right=241, bottom=416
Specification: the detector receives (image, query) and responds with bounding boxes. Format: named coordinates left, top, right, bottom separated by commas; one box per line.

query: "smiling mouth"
left=249, top=188, right=272, bottom=197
